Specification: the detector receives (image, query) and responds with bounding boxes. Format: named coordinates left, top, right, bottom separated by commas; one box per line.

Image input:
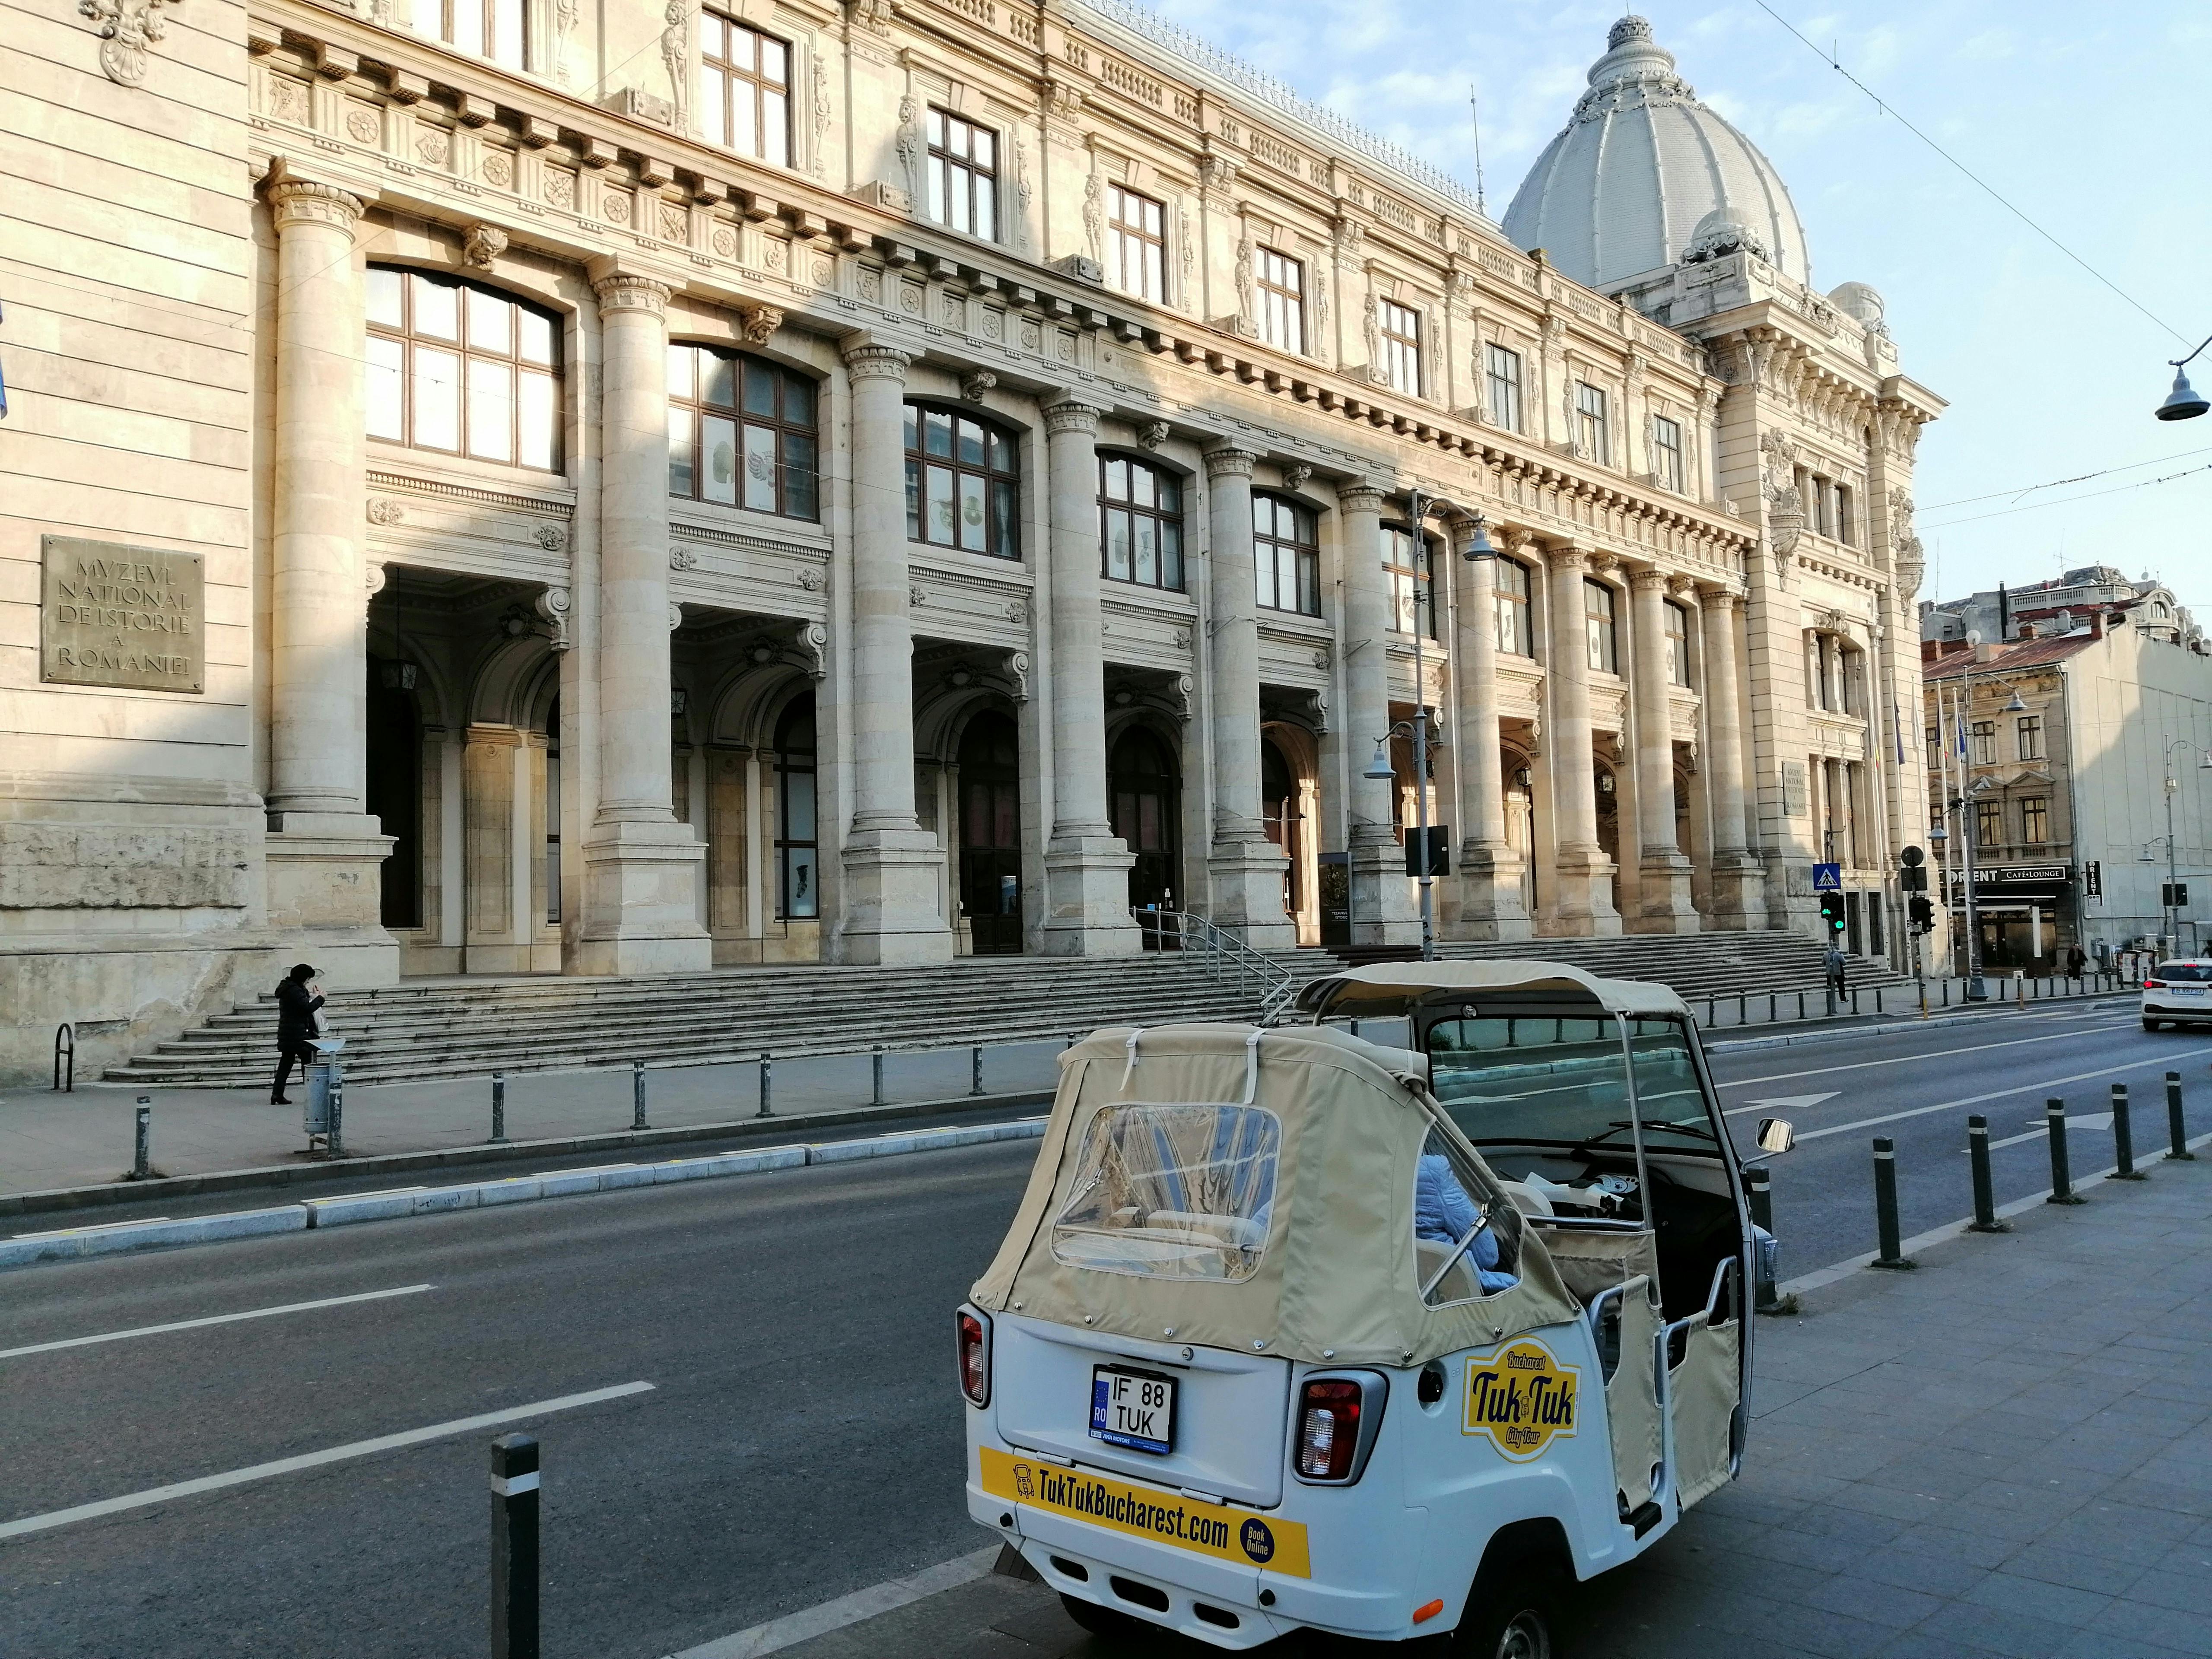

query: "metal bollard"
left=631, top=1059, right=649, bottom=1131
left=1967, top=1115, right=2008, bottom=1232
left=2168, top=1071, right=2196, bottom=1161
left=2046, top=1098, right=2084, bottom=1204
left=1065, top=1033, right=1077, bottom=1050
left=490, top=1073, right=508, bottom=1143
left=1876, top=985, right=1884, bottom=1016
left=1745, top=1165, right=1780, bottom=1313
left=2111, top=1083, right=2145, bottom=1179
left=328, top=1071, right=345, bottom=1160
left=1746, top=1163, right=1773, bottom=1236
left=757, top=1052, right=773, bottom=1117
left=132, top=1097, right=152, bottom=1180
left=971, top=1044, right=985, bottom=1097
left=872, top=1044, right=885, bottom=1107
left=1852, top=986, right=1861, bottom=1016
left=489, top=1433, right=540, bottom=1659
left=1871, top=1138, right=1914, bottom=1269
left=1739, top=992, right=1747, bottom=1027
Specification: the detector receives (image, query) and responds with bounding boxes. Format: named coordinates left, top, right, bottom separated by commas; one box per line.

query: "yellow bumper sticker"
left=1462, top=1338, right=1580, bottom=1461
left=979, top=1446, right=1312, bottom=1579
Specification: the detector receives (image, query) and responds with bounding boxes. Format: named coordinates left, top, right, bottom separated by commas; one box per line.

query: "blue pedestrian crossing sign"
left=1812, top=862, right=1842, bottom=892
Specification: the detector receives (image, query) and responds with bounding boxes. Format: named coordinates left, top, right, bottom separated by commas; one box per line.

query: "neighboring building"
left=1924, top=604, right=2212, bottom=969
left=0, top=3, right=1939, bottom=1080
left=1924, top=566, right=2202, bottom=652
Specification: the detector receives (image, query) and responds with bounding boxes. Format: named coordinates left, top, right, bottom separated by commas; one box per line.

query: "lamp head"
left=1363, top=738, right=1396, bottom=780
left=2158, top=366, right=2209, bottom=422
left=2002, top=690, right=2027, bottom=713
left=1461, top=516, right=1497, bottom=561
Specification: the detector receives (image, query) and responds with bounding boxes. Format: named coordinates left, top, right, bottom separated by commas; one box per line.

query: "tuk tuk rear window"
left=1050, top=1103, right=1281, bottom=1282
left=1424, top=1015, right=1718, bottom=1154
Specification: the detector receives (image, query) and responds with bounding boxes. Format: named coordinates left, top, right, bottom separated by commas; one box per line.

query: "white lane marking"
left=1729, top=1091, right=1839, bottom=1118
left=0, top=1380, right=655, bottom=1542
left=0, top=1284, right=435, bottom=1363
left=665, top=1546, right=1001, bottom=1659
left=1792, top=1046, right=2212, bottom=1142
left=13, top=1218, right=171, bottom=1239
left=1717, top=1021, right=2143, bottom=1090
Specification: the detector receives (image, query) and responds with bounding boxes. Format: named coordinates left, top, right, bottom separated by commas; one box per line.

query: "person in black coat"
left=272, top=963, right=324, bottom=1105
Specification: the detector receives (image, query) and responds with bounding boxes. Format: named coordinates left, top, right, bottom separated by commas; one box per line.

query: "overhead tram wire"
left=1752, top=0, right=2193, bottom=348
left=1917, top=446, right=2212, bottom=513
left=1919, top=462, right=2212, bottom=533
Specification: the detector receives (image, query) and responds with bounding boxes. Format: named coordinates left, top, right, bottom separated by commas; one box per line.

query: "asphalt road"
left=4, top=994, right=2203, bottom=1658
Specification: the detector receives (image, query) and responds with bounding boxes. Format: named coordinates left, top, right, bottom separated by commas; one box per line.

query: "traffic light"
left=1819, top=893, right=1846, bottom=936
left=1909, top=895, right=1935, bottom=933
left=2164, top=881, right=2190, bottom=909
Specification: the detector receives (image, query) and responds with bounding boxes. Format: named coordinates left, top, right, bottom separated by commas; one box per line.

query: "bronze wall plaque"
left=40, top=536, right=206, bottom=694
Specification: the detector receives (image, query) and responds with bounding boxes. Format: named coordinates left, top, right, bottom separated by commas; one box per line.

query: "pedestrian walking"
left=1824, top=942, right=1848, bottom=998
left=270, top=963, right=324, bottom=1106
left=2066, top=944, right=2087, bottom=982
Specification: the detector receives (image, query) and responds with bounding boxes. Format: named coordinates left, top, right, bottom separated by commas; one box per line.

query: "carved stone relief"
left=79, top=0, right=182, bottom=87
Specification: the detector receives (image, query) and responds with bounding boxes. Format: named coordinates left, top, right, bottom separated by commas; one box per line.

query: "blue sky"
left=1142, top=0, right=2212, bottom=617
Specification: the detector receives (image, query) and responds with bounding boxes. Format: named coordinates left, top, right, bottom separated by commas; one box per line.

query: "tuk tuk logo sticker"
left=1462, top=1339, right=1580, bottom=1461
left=978, top=1446, right=1311, bottom=1578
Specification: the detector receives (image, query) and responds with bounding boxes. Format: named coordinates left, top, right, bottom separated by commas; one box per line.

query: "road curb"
left=1, top=1120, right=1051, bottom=1273
left=1706, top=995, right=2129, bottom=1056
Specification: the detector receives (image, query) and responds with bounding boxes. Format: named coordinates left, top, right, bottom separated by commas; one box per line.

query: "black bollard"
left=490, top=1072, right=508, bottom=1144
left=1745, top=1166, right=1780, bottom=1312
left=2046, top=1098, right=2085, bottom=1204
left=1871, top=1138, right=1914, bottom=1269
left=327, top=1070, right=345, bottom=1160
left=489, top=1433, right=540, bottom=1659
left=971, top=1044, right=985, bottom=1097
left=872, top=1044, right=885, bottom=1107
left=2111, top=1083, right=2145, bottom=1181
left=631, top=1059, right=648, bottom=1131
left=132, top=1097, right=152, bottom=1180
left=1967, top=1115, right=2009, bottom=1232
left=757, top=1052, right=773, bottom=1118
left=2168, top=1071, right=2196, bottom=1161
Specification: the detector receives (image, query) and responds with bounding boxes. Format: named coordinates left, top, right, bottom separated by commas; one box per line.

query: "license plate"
left=1090, top=1365, right=1176, bottom=1455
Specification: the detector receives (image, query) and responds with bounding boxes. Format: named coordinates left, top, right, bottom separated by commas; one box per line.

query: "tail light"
left=2145, top=979, right=2167, bottom=989
left=1291, top=1372, right=1386, bottom=1484
left=956, top=1308, right=991, bottom=1408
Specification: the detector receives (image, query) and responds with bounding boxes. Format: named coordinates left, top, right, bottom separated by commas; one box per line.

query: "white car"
left=2142, top=960, right=2212, bottom=1030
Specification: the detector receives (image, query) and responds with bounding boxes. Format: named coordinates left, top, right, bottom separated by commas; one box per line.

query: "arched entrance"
left=1504, top=747, right=1537, bottom=914
left=1109, top=725, right=1180, bottom=934
left=774, top=694, right=819, bottom=922
left=1595, top=754, right=1621, bottom=912
left=1262, top=738, right=1300, bottom=921
left=957, top=710, right=1023, bottom=955
left=366, top=660, right=421, bottom=929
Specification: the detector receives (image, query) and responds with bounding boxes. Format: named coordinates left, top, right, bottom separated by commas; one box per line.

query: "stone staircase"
left=105, top=930, right=1888, bottom=1090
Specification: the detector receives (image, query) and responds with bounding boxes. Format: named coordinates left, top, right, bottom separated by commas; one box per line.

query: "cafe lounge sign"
left=41, top=536, right=204, bottom=694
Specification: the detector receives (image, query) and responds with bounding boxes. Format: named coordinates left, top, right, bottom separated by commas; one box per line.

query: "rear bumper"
left=2142, top=999, right=2212, bottom=1017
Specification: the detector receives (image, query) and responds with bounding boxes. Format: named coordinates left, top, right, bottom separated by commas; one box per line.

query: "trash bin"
left=302, top=1037, right=346, bottom=1142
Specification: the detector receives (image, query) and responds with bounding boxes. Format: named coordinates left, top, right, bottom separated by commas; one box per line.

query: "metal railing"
left=1131, top=909, right=1301, bottom=1023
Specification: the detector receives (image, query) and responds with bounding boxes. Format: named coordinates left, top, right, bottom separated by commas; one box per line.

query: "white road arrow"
left=1733, top=1092, right=1840, bottom=1116
left=1972, top=1113, right=2114, bottom=1153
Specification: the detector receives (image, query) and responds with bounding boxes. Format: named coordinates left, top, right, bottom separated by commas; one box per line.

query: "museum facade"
left=0, top=0, right=1942, bottom=1078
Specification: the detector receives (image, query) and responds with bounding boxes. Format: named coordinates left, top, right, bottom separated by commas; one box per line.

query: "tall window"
left=1574, top=382, right=1610, bottom=463
left=1836, top=483, right=1855, bottom=547
left=1383, top=526, right=1437, bottom=639
left=775, top=696, right=817, bottom=919
left=1378, top=299, right=1421, bottom=396
left=1653, top=415, right=1685, bottom=493
left=2021, top=796, right=2049, bottom=844
left=1099, top=455, right=1183, bottom=591
left=667, top=346, right=817, bottom=520
left=1926, top=725, right=1941, bottom=771
left=1584, top=579, right=1618, bottom=674
left=1485, top=343, right=1523, bottom=432
left=1106, top=184, right=1165, bottom=301
left=411, top=0, right=526, bottom=69
left=366, top=266, right=560, bottom=470
left=905, top=404, right=1019, bottom=559
left=1970, top=720, right=1996, bottom=765
left=2017, top=714, right=2044, bottom=760
left=925, top=108, right=997, bottom=241
left=1253, top=494, right=1319, bottom=617
left=1976, top=798, right=2002, bottom=848
left=1494, top=558, right=1532, bottom=657
left=1664, top=601, right=1691, bottom=686
left=1255, top=248, right=1304, bottom=355
left=699, top=11, right=790, bottom=166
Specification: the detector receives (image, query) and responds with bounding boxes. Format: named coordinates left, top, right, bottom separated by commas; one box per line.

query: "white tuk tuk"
left=958, top=962, right=1779, bottom=1654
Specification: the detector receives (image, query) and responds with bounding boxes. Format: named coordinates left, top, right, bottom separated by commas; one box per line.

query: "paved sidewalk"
left=0, top=1041, right=1066, bottom=1198
left=740, top=1156, right=2212, bottom=1659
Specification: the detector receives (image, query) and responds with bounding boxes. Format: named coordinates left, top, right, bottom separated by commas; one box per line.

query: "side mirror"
left=1754, top=1118, right=1796, bottom=1156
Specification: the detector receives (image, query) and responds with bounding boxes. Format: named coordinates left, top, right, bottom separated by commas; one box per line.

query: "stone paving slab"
left=749, top=1156, right=2212, bottom=1659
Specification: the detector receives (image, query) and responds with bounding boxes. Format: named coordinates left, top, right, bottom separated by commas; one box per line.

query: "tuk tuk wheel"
left=1454, top=1548, right=1563, bottom=1659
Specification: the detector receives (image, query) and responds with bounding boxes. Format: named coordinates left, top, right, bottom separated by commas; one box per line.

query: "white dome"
left=1502, top=16, right=1811, bottom=289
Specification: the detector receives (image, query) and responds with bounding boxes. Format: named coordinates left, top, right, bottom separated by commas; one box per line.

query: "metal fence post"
left=2046, top=1098, right=2084, bottom=1204
left=2167, top=1071, right=2196, bottom=1161
left=631, top=1059, right=648, bottom=1131
left=872, top=1044, right=885, bottom=1106
left=490, top=1072, right=507, bottom=1143
left=2111, top=1082, right=2145, bottom=1180
left=1967, top=1115, right=2008, bottom=1232
left=1871, top=1138, right=1913, bottom=1269
left=489, top=1433, right=540, bottom=1659
left=132, top=1097, right=151, bottom=1180
left=971, top=1044, right=985, bottom=1096
left=327, top=1068, right=345, bottom=1160
left=757, top=1052, right=773, bottom=1118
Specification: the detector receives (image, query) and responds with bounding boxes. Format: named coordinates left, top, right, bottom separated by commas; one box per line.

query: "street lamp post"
left=2158, top=739, right=2212, bottom=955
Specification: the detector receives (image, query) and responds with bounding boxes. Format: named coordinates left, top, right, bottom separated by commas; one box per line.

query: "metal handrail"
left=1129, top=909, right=1300, bottom=1023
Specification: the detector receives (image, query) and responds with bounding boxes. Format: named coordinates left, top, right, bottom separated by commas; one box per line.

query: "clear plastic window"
left=1426, top=1016, right=1715, bottom=1158
left=1414, top=1125, right=1522, bottom=1306
left=1052, top=1103, right=1280, bottom=1282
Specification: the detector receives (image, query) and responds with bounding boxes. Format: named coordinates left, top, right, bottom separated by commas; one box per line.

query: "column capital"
left=267, top=175, right=365, bottom=234
left=592, top=269, right=671, bottom=316
left=1695, top=583, right=1741, bottom=611
left=1041, top=398, right=1103, bottom=435
left=1549, top=544, right=1589, bottom=574
left=1629, top=568, right=1670, bottom=595
left=1338, top=480, right=1387, bottom=513
left=1203, top=445, right=1257, bottom=480
left=842, top=340, right=913, bottom=381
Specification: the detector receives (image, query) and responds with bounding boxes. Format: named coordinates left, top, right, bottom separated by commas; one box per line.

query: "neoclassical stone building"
left=0, top=0, right=1941, bottom=1076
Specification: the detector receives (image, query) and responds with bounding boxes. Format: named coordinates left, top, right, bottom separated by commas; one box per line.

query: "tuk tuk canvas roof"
left=1295, top=960, right=1693, bottom=1020
left=969, top=1023, right=1580, bottom=1368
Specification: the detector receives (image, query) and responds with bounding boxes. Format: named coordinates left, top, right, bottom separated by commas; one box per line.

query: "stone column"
left=263, top=175, right=397, bottom=982
left=838, top=340, right=952, bottom=963
left=1450, top=523, right=1530, bottom=939
left=1629, top=568, right=1698, bottom=931
left=575, top=266, right=709, bottom=975
left=1698, top=586, right=1764, bottom=928
left=1201, top=446, right=1294, bottom=947
left=1542, top=545, right=1621, bottom=934
left=1040, top=400, right=1138, bottom=954
left=1341, top=481, right=1418, bottom=946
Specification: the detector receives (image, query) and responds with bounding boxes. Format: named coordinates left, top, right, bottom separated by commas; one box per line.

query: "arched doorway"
left=1504, top=747, right=1537, bottom=914
left=957, top=710, right=1023, bottom=955
left=1594, top=754, right=1621, bottom=912
left=365, top=660, right=421, bottom=929
left=1262, top=738, right=1300, bottom=920
left=1110, top=726, right=1180, bottom=934
left=774, top=694, right=819, bottom=922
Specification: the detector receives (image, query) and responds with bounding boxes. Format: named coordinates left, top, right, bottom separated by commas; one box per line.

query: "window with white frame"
left=1106, top=184, right=1165, bottom=302
left=1255, top=248, right=1304, bottom=355
left=1574, top=381, right=1610, bottom=464
left=1383, top=525, right=1438, bottom=639
left=411, top=0, right=527, bottom=69
left=1494, top=557, right=1533, bottom=657
left=925, top=108, right=997, bottom=241
left=365, top=266, right=560, bottom=470
left=699, top=11, right=790, bottom=167
left=1664, top=600, right=1691, bottom=686
left=1652, top=414, right=1685, bottom=493
left=1485, top=343, right=1523, bottom=431
left=1584, top=579, right=1618, bottom=674
left=1378, top=299, right=1421, bottom=396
